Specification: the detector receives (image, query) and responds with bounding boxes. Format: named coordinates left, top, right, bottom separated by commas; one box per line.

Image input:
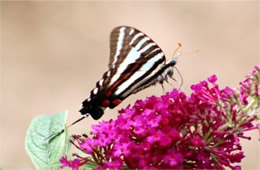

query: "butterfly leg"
left=166, top=77, right=174, bottom=87
left=170, top=77, right=183, bottom=91
left=158, top=75, right=166, bottom=93
left=161, top=83, right=165, bottom=93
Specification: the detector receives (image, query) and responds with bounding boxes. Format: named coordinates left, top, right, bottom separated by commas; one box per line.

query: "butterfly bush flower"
left=60, top=66, right=260, bottom=169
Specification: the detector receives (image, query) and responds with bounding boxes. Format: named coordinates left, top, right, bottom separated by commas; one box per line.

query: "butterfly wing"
left=106, top=26, right=166, bottom=98
left=81, top=26, right=166, bottom=119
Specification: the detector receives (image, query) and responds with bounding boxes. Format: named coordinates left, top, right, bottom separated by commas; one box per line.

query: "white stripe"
left=130, top=33, right=143, bottom=45
left=107, top=70, right=111, bottom=77
left=109, top=47, right=141, bottom=85
left=138, top=43, right=155, bottom=54
left=99, top=79, right=104, bottom=86
left=115, top=53, right=164, bottom=95
left=112, top=27, right=126, bottom=67
left=135, top=37, right=149, bottom=51
left=93, top=88, right=98, bottom=95
left=129, top=28, right=134, bottom=35
left=109, top=74, right=120, bottom=85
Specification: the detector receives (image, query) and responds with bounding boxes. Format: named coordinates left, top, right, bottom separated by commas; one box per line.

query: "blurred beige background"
left=1, top=1, right=259, bottom=169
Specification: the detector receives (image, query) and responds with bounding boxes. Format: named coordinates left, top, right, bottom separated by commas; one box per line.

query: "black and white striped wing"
left=81, top=26, right=167, bottom=120
left=105, top=26, right=166, bottom=99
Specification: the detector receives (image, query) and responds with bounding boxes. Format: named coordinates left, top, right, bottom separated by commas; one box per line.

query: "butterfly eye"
left=167, top=59, right=177, bottom=66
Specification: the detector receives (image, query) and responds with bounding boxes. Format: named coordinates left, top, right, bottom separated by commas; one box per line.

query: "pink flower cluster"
left=61, top=66, right=259, bottom=170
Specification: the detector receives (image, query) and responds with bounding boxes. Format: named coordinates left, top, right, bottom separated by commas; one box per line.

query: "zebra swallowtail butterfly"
left=79, top=26, right=181, bottom=120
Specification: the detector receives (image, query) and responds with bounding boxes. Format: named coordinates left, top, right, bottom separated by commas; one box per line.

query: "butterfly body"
left=79, top=26, right=179, bottom=120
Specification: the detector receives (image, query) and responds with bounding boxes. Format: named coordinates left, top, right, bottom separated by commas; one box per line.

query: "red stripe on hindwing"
left=105, top=62, right=140, bottom=97
left=112, top=99, right=121, bottom=106
left=102, top=100, right=110, bottom=107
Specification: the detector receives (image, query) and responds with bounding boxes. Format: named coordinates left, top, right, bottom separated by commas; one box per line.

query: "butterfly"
left=45, top=26, right=182, bottom=140
left=79, top=26, right=181, bottom=120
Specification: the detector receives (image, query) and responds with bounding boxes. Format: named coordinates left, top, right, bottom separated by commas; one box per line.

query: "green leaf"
left=25, top=110, right=68, bottom=169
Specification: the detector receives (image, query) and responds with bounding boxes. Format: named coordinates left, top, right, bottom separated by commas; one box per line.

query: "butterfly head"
left=79, top=99, right=105, bottom=120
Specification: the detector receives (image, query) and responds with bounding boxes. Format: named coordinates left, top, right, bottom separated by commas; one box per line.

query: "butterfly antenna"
left=173, top=43, right=182, bottom=58
left=171, top=46, right=198, bottom=90
left=168, top=43, right=182, bottom=65
left=181, top=49, right=199, bottom=56
left=44, top=115, right=88, bottom=141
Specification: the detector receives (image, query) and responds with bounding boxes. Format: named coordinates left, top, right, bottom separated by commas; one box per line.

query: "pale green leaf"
left=25, top=111, right=68, bottom=169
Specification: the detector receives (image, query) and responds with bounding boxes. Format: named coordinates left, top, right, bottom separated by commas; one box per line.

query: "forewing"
left=105, top=26, right=166, bottom=99
left=109, top=26, right=166, bottom=69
